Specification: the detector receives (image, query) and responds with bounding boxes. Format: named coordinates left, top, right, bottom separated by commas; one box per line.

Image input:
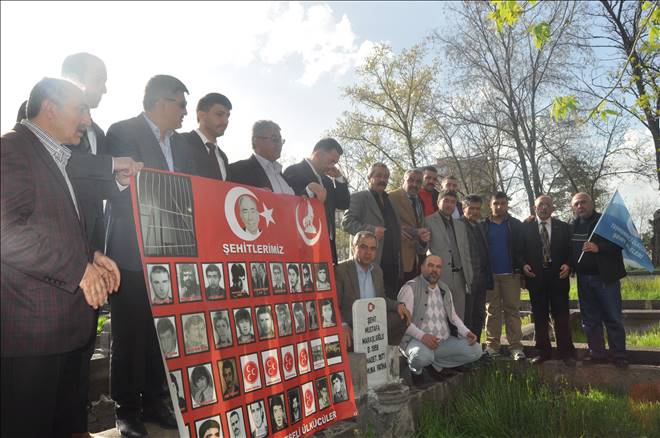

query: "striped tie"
left=541, top=221, right=551, bottom=267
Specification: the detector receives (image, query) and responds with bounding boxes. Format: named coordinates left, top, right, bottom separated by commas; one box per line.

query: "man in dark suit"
left=521, top=195, right=575, bottom=366
left=1, top=78, right=120, bottom=438
left=228, top=120, right=325, bottom=200
left=105, top=75, right=197, bottom=436
left=283, top=138, right=350, bottom=264
left=182, top=93, right=232, bottom=180
left=335, top=231, right=410, bottom=350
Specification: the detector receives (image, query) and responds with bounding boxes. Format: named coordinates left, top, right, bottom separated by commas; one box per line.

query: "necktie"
left=206, top=142, right=222, bottom=178
left=78, top=129, right=92, bottom=154
left=540, top=221, right=551, bottom=267
left=410, top=196, right=423, bottom=226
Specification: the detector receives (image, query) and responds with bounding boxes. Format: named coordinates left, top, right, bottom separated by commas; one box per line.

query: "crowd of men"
left=0, top=52, right=629, bottom=438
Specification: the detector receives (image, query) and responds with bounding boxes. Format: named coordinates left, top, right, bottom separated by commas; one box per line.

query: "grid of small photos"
left=148, top=260, right=349, bottom=438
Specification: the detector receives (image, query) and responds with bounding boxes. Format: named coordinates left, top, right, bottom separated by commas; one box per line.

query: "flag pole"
left=576, top=190, right=617, bottom=264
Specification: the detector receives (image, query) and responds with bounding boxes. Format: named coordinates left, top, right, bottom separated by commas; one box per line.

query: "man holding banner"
left=570, top=192, right=634, bottom=368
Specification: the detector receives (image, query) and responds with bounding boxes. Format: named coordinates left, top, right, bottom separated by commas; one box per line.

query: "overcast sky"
left=2, top=1, right=656, bottom=222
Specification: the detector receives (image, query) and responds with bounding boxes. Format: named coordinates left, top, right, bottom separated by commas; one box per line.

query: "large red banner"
left=130, top=169, right=357, bottom=438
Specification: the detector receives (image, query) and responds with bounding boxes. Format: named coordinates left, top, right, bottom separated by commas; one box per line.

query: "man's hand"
left=522, top=264, right=535, bottom=278
left=342, top=325, right=353, bottom=349
left=79, top=263, right=109, bottom=310
left=421, top=333, right=440, bottom=350
left=325, top=166, right=343, bottom=179
left=582, top=241, right=599, bottom=253
left=417, top=228, right=431, bottom=243
left=307, top=182, right=327, bottom=203
left=559, top=263, right=570, bottom=279
left=374, top=226, right=386, bottom=240
left=113, top=157, right=143, bottom=176
left=396, top=303, right=412, bottom=326
left=93, top=251, right=121, bottom=293
left=466, top=331, right=478, bottom=346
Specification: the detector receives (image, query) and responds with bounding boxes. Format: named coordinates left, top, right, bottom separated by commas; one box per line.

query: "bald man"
left=398, top=255, right=481, bottom=385
left=521, top=195, right=575, bottom=366
left=570, top=192, right=627, bottom=368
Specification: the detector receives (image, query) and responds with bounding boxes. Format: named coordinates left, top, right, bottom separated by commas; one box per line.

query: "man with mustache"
left=105, top=75, right=197, bottom=436
left=342, top=162, right=402, bottom=298
left=182, top=93, right=232, bottom=180
left=2, top=78, right=120, bottom=437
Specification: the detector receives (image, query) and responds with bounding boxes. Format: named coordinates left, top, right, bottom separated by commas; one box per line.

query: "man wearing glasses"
left=104, top=75, right=197, bottom=436
left=228, top=120, right=324, bottom=198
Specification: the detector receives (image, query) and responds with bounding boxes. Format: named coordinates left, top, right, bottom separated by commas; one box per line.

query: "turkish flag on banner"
left=130, top=169, right=357, bottom=438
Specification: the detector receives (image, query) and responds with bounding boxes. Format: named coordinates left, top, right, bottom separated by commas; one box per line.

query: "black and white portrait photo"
left=301, top=263, right=313, bottom=292
left=247, top=399, right=269, bottom=438
left=211, top=310, right=233, bottom=349
left=227, top=407, right=246, bottom=438
left=268, top=393, right=288, bottom=433
left=234, top=307, right=255, bottom=345
left=219, top=358, right=240, bottom=400
left=182, top=313, right=209, bottom=354
left=229, top=262, right=249, bottom=298
left=188, top=363, right=217, bottom=408
left=331, top=371, right=349, bottom=403
left=292, top=302, right=306, bottom=334
left=195, top=416, right=221, bottom=438
left=177, top=263, right=201, bottom=302
left=286, top=263, right=301, bottom=293
left=269, top=262, right=287, bottom=294
left=255, top=305, right=275, bottom=340
left=250, top=262, right=269, bottom=296
left=316, top=377, right=331, bottom=410
left=320, top=299, right=336, bottom=328
left=315, top=262, right=331, bottom=291
left=275, top=303, right=292, bottom=337
left=203, top=263, right=226, bottom=300
left=147, top=264, right=173, bottom=305
left=306, top=300, right=318, bottom=330
left=168, top=370, right=186, bottom=412
left=155, top=316, right=179, bottom=358
left=287, top=387, right=302, bottom=424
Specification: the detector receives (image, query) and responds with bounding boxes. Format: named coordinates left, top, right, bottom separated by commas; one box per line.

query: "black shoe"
left=450, top=365, right=472, bottom=373
left=613, top=358, right=629, bottom=369
left=141, top=405, right=177, bottom=429
left=530, top=355, right=551, bottom=365
left=427, top=366, right=458, bottom=382
left=562, top=357, right=576, bottom=368
left=582, top=356, right=608, bottom=366
left=116, top=416, right=148, bottom=438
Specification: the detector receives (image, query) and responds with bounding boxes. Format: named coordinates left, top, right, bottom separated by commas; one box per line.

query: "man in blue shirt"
left=483, top=192, right=525, bottom=360
left=335, top=231, right=410, bottom=349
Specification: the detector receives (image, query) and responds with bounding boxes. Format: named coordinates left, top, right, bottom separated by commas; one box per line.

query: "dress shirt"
left=354, top=260, right=376, bottom=299
left=143, top=113, right=174, bottom=171
left=195, top=128, right=226, bottom=180
left=21, top=120, right=79, bottom=218
left=253, top=153, right=294, bottom=195
left=86, top=127, right=98, bottom=155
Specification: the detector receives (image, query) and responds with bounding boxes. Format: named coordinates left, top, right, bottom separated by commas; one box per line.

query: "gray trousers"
left=442, top=269, right=467, bottom=319
left=403, top=336, right=482, bottom=374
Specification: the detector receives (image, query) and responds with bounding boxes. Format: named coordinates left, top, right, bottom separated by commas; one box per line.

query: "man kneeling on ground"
left=399, top=255, right=482, bottom=385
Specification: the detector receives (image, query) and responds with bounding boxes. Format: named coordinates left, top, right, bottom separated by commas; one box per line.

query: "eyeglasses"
left=164, top=97, right=187, bottom=109
left=255, top=135, right=285, bottom=145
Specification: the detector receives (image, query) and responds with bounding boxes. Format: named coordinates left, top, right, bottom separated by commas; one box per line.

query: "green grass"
left=520, top=276, right=660, bottom=302
left=571, top=322, right=660, bottom=348
left=412, top=365, right=660, bottom=438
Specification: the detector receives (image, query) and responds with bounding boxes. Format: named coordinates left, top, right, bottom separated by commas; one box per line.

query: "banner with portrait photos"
left=131, top=169, right=357, bottom=438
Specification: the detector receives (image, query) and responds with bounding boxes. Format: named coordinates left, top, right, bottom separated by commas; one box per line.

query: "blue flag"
left=592, top=190, right=654, bottom=272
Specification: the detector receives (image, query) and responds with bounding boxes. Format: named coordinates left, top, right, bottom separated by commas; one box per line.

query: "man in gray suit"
left=335, top=231, right=410, bottom=350
left=341, top=163, right=402, bottom=298
left=424, top=190, right=472, bottom=319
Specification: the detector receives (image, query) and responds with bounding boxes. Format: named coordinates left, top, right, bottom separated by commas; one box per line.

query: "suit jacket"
left=1, top=123, right=95, bottom=356
left=424, top=212, right=473, bottom=292
left=521, top=217, right=571, bottom=293
left=341, top=190, right=402, bottom=268
left=388, top=188, right=425, bottom=273
left=181, top=130, right=229, bottom=180
left=227, top=154, right=294, bottom=192
left=335, top=259, right=398, bottom=328
left=67, top=121, right=118, bottom=251
left=104, top=114, right=198, bottom=271
left=283, top=160, right=350, bottom=263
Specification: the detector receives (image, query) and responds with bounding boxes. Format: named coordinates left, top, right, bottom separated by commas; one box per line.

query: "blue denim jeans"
left=576, top=274, right=626, bottom=359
